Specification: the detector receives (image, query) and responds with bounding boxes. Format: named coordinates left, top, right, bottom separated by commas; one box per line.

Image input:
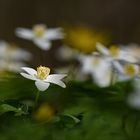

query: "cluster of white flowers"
left=79, top=42, right=140, bottom=87
left=2, top=22, right=140, bottom=108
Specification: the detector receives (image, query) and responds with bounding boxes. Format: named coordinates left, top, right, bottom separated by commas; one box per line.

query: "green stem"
left=35, top=90, right=40, bottom=107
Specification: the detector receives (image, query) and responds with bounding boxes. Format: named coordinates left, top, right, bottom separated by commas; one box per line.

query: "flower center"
left=109, top=45, right=120, bottom=57
left=124, top=64, right=138, bottom=76
left=33, top=24, right=46, bottom=38
left=37, top=66, right=50, bottom=80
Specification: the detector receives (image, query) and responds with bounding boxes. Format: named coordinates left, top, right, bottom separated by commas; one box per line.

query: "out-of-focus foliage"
left=0, top=73, right=139, bottom=140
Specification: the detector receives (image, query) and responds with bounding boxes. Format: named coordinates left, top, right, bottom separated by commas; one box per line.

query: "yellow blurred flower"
left=64, top=26, right=110, bottom=53
left=33, top=103, right=55, bottom=122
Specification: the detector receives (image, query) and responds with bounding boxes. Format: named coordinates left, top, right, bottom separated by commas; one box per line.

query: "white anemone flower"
left=20, top=66, right=67, bottom=91
left=96, top=42, right=138, bottom=63
left=0, top=41, right=31, bottom=61
left=113, top=61, right=140, bottom=81
left=15, top=24, right=64, bottom=50
left=79, top=54, right=112, bottom=87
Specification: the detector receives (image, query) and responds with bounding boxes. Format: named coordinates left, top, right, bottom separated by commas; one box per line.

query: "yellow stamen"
left=109, top=45, right=120, bottom=57
left=37, top=66, right=50, bottom=80
left=124, top=64, right=137, bottom=76
left=33, top=24, right=46, bottom=38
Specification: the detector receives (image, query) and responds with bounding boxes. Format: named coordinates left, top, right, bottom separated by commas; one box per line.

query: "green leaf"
left=57, top=114, right=80, bottom=128
left=0, top=104, right=26, bottom=116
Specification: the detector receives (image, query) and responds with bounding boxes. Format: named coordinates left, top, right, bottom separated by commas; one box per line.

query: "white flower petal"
left=96, top=42, right=109, bottom=55
left=35, top=80, right=50, bottom=91
left=15, top=28, right=33, bottom=40
left=93, top=76, right=111, bottom=87
left=20, top=73, right=36, bottom=80
left=79, top=55, right=94, bottom=73
left=8, top=48, right=31, bottom=61
left=119, top=51, right=138, bottom=63
left=92, top=62, right=112, bottom=87
left=45, top=28, right=64, bottom=40
left=33, top=39, right=51, bottom=50
left=7, top=62, right=26, bottom=72
left=92, top=70, right=112, bottom=87
left=21, top=67, right=37, bottom=76
left=79, top=54, right=112, bottom=87
left=113, top=61, right=124, bottom=73
left=0, top=40, right=31, bottom=61
left=45, top=74, right=67, bottom=88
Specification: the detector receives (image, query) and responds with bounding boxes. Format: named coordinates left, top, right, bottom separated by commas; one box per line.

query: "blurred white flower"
left=113, top=61, right=140, bottom=81
left=96, top=42, right=138, bottom=63
left=0, top=41, right=31, bottom=61
left=127, top=80, right=140, bottom=109
left=0, top=60, right=26, bottom=72
left=0, top=41, right=31, bottom=73
left=20, top=66, right=67, bottom=91
left=79, top=54, right=112, bottom=87
left=121, top=43, right=140, bottom=61
left=15, top=24, right=64, bottom=50
left=57, top=46, right=79, bottom=61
